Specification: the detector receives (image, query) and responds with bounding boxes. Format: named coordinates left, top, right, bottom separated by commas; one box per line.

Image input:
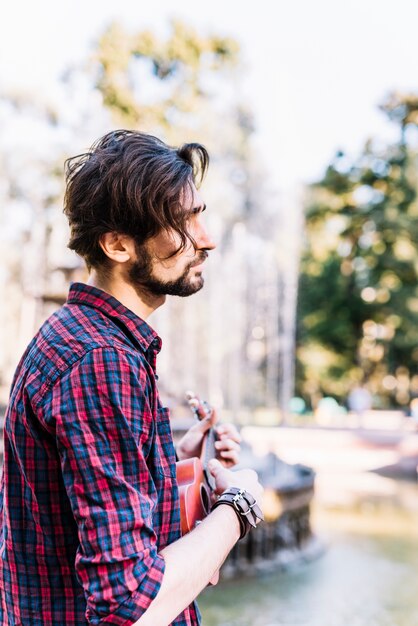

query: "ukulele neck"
left=203, top=427, right=216, bottom=465
left=187, top=395, right=217, bottom=491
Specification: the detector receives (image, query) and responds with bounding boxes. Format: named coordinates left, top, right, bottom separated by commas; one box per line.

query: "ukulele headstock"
left=185, top=391, right=212, bottom=421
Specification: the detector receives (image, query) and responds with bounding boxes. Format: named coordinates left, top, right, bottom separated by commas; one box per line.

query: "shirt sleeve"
left=48, top=347, right=165, bottom=626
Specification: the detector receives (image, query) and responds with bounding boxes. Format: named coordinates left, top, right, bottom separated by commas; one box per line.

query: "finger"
left=218, top=459, right=236, bottom=469
left=207, top=458, right=233, bottom=493
left=188, top=411, right=216, bottom=435
left=208, top=408, right=219, bottom=425
left=218, top=449, right=240, bottom=466
left=207, top=457, right=227, bottom=477
left=202, top=407, right=218, bottom=425
left=215, top=439, right=240, bottom=452
left=216, top=424, right=241, bottom=442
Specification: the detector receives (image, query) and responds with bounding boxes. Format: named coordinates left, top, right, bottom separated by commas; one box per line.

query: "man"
left=0, top=130, right=263, bottom=626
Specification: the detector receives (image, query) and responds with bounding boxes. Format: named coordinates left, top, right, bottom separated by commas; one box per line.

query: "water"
left=199, top=486, right=418, bottom=626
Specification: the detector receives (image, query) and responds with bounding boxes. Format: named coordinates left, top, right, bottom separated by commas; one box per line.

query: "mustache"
left=189, top=251, right=209, bottom=268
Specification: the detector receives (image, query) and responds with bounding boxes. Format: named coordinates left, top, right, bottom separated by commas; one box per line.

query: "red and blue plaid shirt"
left=0, top=283, right=200, bottom=626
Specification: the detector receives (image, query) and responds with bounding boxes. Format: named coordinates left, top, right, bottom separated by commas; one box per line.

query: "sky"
left=1, top=0, right=418, bottom=190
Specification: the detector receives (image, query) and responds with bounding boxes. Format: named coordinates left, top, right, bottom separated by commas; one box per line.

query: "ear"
left=99, top=232, right=136, bottom=264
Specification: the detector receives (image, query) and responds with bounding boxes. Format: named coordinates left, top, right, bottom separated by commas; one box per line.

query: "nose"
left=194, top=218, right=216, bottom=251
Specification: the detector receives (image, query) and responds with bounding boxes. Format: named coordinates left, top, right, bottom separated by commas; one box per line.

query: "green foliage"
left=297, top=94, right=418, bottom=409
left=90, top=20, right=277, bottom=411
left=94, top=20, right=240, bottom=137
left=91, top=20, right=257, bottom=229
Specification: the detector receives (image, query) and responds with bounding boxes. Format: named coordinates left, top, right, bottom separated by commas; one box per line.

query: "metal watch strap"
left=211, top=487, right=264, bottom=540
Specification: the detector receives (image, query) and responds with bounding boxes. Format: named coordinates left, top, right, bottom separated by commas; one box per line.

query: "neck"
left=87, top=270, right=166, bottom=320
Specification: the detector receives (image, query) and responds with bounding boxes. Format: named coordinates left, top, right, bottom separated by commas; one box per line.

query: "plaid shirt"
left=0, top=283, right=200, bottom=626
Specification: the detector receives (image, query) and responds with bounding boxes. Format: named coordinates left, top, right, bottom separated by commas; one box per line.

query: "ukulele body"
left=176, top=457, right=211, bottom=535
left=175, top=401, right=220, bottom=585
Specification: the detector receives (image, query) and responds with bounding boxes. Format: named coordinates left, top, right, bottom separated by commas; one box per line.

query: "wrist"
left=175, top=443, right=187, bottom=461
left=210, top=503, right=241, bottom=541
left=175, top=438, right=195, bottom=461
left=211, top=487, right=264, bottom=540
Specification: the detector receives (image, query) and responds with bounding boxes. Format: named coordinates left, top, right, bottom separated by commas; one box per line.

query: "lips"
left=190, top=252, right=208, bottom=268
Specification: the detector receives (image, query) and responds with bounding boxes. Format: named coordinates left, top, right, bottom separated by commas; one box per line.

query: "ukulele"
left=176, top=391, right=218, bottom=536
left=176, top=392, right=220, bottom=585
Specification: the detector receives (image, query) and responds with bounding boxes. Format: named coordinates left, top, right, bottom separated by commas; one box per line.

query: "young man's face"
left=128, top=182, right=216, bottom=297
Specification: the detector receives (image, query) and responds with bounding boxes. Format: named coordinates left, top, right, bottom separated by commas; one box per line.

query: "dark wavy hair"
left=63, top=130, right=209, bottom=270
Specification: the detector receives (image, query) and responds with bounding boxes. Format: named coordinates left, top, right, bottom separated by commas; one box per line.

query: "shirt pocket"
left=154, top=407, right=177, bottom=478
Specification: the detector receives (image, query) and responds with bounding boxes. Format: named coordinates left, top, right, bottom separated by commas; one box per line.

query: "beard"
left=128, top=247, right=207, bottom=297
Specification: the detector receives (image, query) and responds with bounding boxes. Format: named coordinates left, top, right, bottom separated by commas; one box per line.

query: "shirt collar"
left=67, top=282, right=162, bottom=355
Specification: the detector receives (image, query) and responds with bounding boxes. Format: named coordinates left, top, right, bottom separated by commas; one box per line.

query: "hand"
left=176, top=409, right=217, bottom=462
left=176, top=411, right=241, bottom=468
left=207, top=458, right=264, bottom=515
left=213, top=422, right=241, bottom=468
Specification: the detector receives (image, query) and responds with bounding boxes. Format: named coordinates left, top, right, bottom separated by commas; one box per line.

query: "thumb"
left=207, top=458, right=224, bottom=477
left=193, top=410, right=217, bottom=434
left=208, top=458, right=231, bottom=495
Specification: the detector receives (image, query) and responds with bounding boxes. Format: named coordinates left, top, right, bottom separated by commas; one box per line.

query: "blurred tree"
left=0, top=79, right=111, bottom=396
left=0, top=20, right=284, bottom=417
left=90, top=20, right=282, bottom=413
left=95, top=20, right=239, bottom=132
left=92, top=20, right=260, bottom=229
left=297, top=93, right=418, bottom=410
